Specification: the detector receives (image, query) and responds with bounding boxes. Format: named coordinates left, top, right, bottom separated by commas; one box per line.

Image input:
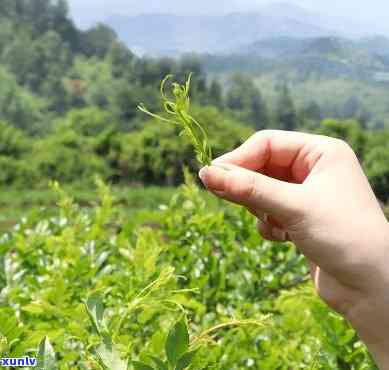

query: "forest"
left=0, top=0, right=387, bottom=369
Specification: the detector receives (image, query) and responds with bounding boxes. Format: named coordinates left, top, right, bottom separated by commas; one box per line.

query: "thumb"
left=199, top=164, right=304, bottom=222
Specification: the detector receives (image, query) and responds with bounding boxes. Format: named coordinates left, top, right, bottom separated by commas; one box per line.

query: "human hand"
left=199, top=130, right=389, bottom=368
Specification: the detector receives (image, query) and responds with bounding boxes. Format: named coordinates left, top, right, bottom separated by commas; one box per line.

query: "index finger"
left=213, top=130, right=321, bottom=182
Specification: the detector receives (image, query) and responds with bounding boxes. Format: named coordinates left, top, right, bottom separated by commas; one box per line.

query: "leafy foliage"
left=0, top=3, right=386, bottom=368
left=0, top=0, right=389, bottom=203
left=0, top=175, right=377, bottom=369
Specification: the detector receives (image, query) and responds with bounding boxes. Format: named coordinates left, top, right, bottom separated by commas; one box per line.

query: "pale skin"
left=198, top=130, right=389, bottom=369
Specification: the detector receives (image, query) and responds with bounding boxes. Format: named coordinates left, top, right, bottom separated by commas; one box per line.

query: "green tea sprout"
left=138, top=74, right=213, bottom=166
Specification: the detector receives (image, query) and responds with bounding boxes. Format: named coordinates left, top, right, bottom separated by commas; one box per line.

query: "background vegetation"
left=0, top=0, right=388, bottom=368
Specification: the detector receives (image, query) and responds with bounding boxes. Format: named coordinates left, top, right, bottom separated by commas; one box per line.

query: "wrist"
left=347, top=221, right=389, bottom=369
left=364, top=343, right=389, bottom=369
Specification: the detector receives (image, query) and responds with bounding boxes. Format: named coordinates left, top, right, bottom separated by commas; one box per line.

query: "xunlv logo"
left=0, top=356, right=37, bottom=367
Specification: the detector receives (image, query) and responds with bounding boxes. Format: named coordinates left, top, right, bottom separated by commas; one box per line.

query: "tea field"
left=0, top=175, right=377, bottom=369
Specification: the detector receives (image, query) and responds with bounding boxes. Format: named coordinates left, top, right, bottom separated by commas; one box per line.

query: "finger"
left=199, top=163, right=304, bottom=221
left=256, top=219, right=287, bottom=242
left=307, top=259, right=318, bottom=282
left=256, top=219, right=274, bottom=241
left=247, top=206, right=267, bottom=222
left=248, top=207, right=284, bottom=229
left=213, top=130, right=321, bottom=183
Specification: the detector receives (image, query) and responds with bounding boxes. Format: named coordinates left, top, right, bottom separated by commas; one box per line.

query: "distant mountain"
left=206, top=36, right=389, bottom=82
left=107, top=13, right=326, bottom=56
left=105, top=2, right=372, bottom=55
left=240, top=36, right=389, bottom=61
left=358, top=36, right=389, bottom=56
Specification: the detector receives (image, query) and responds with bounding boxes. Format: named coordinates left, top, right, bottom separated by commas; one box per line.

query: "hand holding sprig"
left=199, top=130, right=389, bottom=368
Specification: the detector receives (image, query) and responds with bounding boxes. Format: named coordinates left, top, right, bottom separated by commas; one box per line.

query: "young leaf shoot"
left=138, top=74, right=213, bottom=166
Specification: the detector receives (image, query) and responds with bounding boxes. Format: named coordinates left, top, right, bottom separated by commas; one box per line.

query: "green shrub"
left=119, top=106, right=253, bottom=185
left=0, top=156, right=35, bottom=186
left=0, top=120, right=30, bottom=157
left=316, top=119, right=366, bottom=159
left=364, top=146, right=389, bottom=202
left=32, top=130, right=111, bottom=185
left=0, top=175, right=376, bottom=369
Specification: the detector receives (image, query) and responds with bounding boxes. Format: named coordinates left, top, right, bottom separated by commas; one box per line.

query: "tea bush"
left=0, top=175, right=377, bottom=369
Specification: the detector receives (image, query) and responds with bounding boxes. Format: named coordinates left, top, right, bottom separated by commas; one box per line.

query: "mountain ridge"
left=105, top=3, right=374, bottom=56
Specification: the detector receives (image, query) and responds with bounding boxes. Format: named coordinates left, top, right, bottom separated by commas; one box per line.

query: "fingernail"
left=272, top=228, right=286, bottom=242
left=198, top=166, right=209, bottom=182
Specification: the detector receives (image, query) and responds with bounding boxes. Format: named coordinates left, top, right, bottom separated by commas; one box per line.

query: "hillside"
left=204, top=36, right=389, bottom=82
left=106, top=13, right=329, bottom=55
left=104, top=2, right=379, bottom=56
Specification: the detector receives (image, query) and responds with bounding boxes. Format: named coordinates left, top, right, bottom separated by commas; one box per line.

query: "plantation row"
left=0, top=175, right=377, bottom=369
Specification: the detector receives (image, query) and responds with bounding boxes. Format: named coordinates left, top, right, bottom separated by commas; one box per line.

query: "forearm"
left=351, top=299, right=389, bottom=369
left=347, top=222, right=389, bottom=369
left=369, top=346, right=389, bottom=370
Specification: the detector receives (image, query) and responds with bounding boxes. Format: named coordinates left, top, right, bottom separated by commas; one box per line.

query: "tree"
left=0, top=120, right=30, bottom=157
left=300, top=100, right=322, bottom=130
left=226, top=74, right=269, bottom=129
left=33, top=131, right=111, bottom=184
left=275, top=84, right=298, bottom=131
left=107, top=41, right=134, bottom=79
left=134, top=59, right=164, bottom=86
left=364, top=146, right=389, bottom=202
left=208, top=79, right=224, bottom=109
left=81, top=24, right=117, bottom=58
left=250, top=90, right=269, bottom=131
left=22, top=0, right=53, bottom=34
left=179, top=54, right=203, bottom=79
left=65, top=57, right=114, bottom=109
left=51, top=0, right=80, bottom=52
left=302, top=101, right=322, bottom=121
left=0, top=20, right=15, bottom=54
left=59, top=107, right=116, bottom=137
left=341, top=96, right=360, bottom=119
left=0, top=0, right=15, bottom=19
left=111, top=83, right=140, bottom=123
left=0, top=68, right=46, bottom=133
left=317, top=119, right=366, bottom=159
left=4, top=30, right=71, bottom=97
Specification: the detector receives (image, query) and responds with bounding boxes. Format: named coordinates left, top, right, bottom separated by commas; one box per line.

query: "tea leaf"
left=165, top=318, right=189, bottom=366
left=176, top=350, right=198, bottom=370
left=85, top=293, right=106, bottom=335
left=132, top=361, right=155, bottom=370
left=37, top=336, right=56, bottom=370
left=148, top=356, right=168, bottom=370
left=96, top=336, right=127, bottom=370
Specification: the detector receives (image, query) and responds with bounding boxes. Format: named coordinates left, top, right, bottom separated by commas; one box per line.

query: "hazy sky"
left=68, top=0, right=389, bottom=34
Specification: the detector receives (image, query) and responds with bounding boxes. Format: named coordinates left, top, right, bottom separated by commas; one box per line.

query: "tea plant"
left=0, top=175, right=378, bottom=369
left=138, top=75, right=213, bottom=166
